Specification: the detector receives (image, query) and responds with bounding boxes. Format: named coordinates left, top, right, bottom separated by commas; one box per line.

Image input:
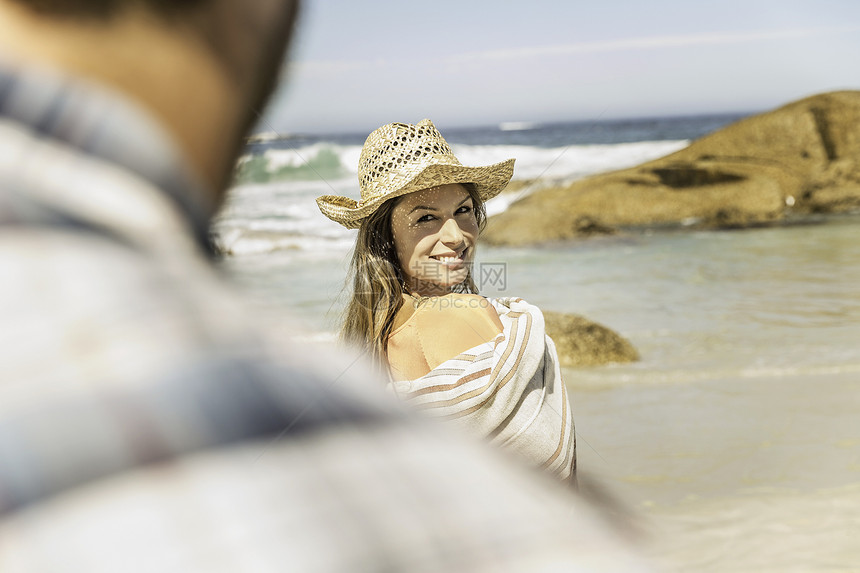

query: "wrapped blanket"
left=388, top=297, right=576, bottom=481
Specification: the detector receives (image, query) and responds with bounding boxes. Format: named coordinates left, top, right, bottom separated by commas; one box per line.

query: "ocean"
left=213, top=114, right=743, bottom=257
left=214, top=114, right=860, bottom=572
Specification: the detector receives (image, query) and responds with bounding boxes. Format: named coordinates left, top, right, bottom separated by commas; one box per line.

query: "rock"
left=484, top=91, right=860, bottom=246
left=543, top=311, right=639, bottom=367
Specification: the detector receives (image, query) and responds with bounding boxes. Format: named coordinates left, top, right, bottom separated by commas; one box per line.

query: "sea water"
left=215, top=114, right=860, bottom=572
left=212, top=115, right=739, bottom=256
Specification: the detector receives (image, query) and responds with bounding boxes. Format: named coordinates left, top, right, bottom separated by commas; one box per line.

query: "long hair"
left=341, top=183, right=487, bottom=367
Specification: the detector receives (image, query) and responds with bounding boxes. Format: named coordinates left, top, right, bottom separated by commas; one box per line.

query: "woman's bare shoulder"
left=432, top=294, right=503, bottom=329
left=391, top=293, right=497, bottom=336
left=414, top=294, right=503, bottom=368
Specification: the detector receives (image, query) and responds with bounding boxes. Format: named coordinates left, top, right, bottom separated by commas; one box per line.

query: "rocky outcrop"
left=543, top=311, right=639, bottom=367
left=483, top=91, right=860, bottom=246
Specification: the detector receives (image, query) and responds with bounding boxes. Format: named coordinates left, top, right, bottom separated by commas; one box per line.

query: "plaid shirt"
left=0, top=66, right=647, bottom=571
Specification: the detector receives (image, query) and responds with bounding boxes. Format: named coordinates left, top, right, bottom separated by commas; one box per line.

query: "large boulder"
left=543, top=311, right=639, bottom=367
left=484, top=91, right=860, bottom=246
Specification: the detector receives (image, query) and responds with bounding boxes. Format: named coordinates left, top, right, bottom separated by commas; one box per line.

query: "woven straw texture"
left=317, top=119, right=515, bottom=229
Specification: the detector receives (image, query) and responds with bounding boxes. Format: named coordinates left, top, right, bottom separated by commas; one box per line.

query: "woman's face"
left=390, top=183, right=479, bottom=296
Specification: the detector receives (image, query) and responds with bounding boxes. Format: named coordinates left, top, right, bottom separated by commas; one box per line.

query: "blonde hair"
left=341, top=183, right=487, bottom=366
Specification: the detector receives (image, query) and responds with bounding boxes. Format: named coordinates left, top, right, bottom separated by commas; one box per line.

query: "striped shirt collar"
left=0, top=64, right=216, bottom=252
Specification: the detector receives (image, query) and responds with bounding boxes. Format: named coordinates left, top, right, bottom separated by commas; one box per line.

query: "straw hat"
left=317, top=119, right=515, bottom=229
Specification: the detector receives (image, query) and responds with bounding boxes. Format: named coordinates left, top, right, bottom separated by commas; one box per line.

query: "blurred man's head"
left=0, top=0, right=300, bottom=197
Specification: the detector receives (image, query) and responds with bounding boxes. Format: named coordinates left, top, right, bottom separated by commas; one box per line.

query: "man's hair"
left=10, top=0, right=208, bottom=19
left=11, top=0, right=301, bottom=192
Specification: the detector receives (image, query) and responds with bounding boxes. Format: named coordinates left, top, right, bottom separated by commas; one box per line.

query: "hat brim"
left=317, top=158, right=515, bottom=229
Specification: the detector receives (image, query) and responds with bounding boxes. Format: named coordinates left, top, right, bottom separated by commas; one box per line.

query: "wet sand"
left=570, top=370, right=860, bottom=571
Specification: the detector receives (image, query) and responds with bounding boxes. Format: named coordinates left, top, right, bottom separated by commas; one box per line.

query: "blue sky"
left=259, top=0, right=860, bottom=135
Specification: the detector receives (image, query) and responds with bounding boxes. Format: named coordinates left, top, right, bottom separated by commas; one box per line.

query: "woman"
left=317, top=119, right=576, bottom=482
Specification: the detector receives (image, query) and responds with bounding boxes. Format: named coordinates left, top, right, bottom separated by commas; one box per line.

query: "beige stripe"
left=409, top=319, right=520, bottom=409
left=540, top=380, right=569, bottom=470
left=476, top=311, right=532, bottom=406
left=441, top=397, right=487, bottom=419
left=434, top=315, right=525, bottom=411
left=418, top=349, right=496, bottom=380
left=418, top=368, right=469, bottom=380
left=486, top=313, right=522, bottom=386
left=409, top=368, right=493, bottom=399
left=439, top=313, right=534, bottom=418
left=466, top=349, right=497, bottom=362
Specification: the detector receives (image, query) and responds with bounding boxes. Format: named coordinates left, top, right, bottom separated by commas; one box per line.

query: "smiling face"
left=390, top=183, right=480, bottom=296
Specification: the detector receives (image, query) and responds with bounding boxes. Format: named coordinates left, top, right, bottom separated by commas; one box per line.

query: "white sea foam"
left=262, top=143, right=362, bottom=174
left=451, top=140, right=688, bottom=182
left=498, top=121, right=538, bottom=131
left=242, top=139, right=689, bottom=184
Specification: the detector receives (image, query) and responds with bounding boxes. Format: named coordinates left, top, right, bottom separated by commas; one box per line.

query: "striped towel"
left=388, top=297, right=576, bottom=481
